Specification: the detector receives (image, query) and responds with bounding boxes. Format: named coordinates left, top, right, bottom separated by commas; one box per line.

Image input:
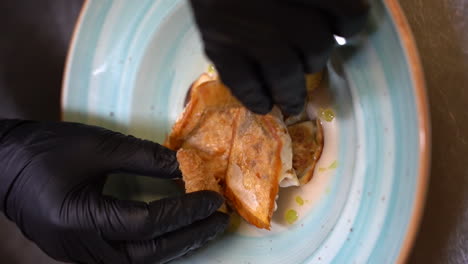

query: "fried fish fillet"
left=177, top=148, right=229, bottom=212
left=225, top=107, right=292, bottom=229
left=288, top=120, right=324, bottom=185
left=282, top=72, right=325, bottom=185
left=166, top=79, right=297, bottom=229
left=166, top=80, right=240, bottom=194
left=166, top=68, right=327, bottom=229
left=165, top=79, right=239, bottom=151
left=177, top=148, right=223, bottom=194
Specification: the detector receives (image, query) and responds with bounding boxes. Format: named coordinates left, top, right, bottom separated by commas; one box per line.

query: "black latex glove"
left=0, top=119, right=229, bottom=264
left=190, top=0, right=369, bottom=115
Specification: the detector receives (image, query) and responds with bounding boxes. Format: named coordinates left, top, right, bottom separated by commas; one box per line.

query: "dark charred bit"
left=184, top=83, right=193, bottom=107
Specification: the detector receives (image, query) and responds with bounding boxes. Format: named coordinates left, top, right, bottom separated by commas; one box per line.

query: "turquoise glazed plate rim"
left=61, top=0, right=430, bottom=263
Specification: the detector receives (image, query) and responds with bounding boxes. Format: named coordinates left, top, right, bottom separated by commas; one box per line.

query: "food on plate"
left=225, top=107, right=294, bottom=228
left=285, top=209, right=299, bottom=225
left=288, top=120, right=324, bottom=185
left=295, top=196, right=305, bottom=206
left=319, top=160, right=339, bottom=172
left=319, top=108, right=336, bottom=122
left=165, top=69, right=325, bottom=229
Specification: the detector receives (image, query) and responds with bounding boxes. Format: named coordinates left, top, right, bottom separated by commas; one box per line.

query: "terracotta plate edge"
left=384, top=0, right=432, bottom=263
left=60, top=0, right=90, bottom=121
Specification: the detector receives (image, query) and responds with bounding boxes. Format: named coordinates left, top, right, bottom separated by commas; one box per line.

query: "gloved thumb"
left=123, top=212, right=229, bottom=264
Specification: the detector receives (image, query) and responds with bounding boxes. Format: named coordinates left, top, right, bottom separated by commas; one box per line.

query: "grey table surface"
left=0, top=0, right=467, bottom=263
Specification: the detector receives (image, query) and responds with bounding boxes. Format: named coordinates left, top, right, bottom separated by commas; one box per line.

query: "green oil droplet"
left=285, top=209, right=299, bottom=224
left=207, top=64, right=216, bottom=74
left=295, top=196, right=304, bottom=206
left=326, top=186, right=331, bottom=194
left=319, top=160, right=338, bottom=172
left=319, top=108, right=335, bottom=122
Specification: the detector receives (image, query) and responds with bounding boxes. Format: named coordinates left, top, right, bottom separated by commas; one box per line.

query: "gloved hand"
left=0, top=119, right=229, bottom=264
left=190, top=0, right=369, bottom=115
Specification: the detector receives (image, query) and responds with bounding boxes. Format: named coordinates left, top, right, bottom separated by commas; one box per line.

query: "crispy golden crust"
left=177, top=148, right=229, bottom=213
left=181, top=108, right=240, bottom=184
left=167, top=78, right=240, bottom=214
left=167, top=74, right=324, bottom=229
left=225, top=109, right=283, bottom=229
left=168, top=80, right=285, bottom=229
left=177, top=148, right=222, bottom=194
left=288, top=119, right=324, bottom=185
left=260, top=114, right=283, bottom=228
left=165, top=80, right=239, bottom=150
left=225, top=185, right=270, bottom=229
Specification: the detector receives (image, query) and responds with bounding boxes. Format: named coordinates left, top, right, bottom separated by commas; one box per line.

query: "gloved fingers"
left=278, top=6, right=335, bottom=74
left=313, top=0, right=370, bottom=37
left=65, top=232, right=129, bottom=264
left=122, top=212, right=229, bottom=264
left=300, top=48, right=332, bottom=75
left=93, top=191, right=224, bottom=241
left=103, top=133, right=181, bottom=179
left=205, top=45, right=273, bottom=115
left=330, top=10, right=370, bottom=38
left=254, top=46, right=307, bottom=115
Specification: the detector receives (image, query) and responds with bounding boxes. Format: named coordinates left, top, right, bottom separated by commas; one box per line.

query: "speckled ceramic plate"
left=62, top=0, right=430, bottom=263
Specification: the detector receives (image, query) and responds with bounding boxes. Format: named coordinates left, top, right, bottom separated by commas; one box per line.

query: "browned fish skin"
left=165, top=80, right=240, bottom=150
left=166, top=74, right=324, bottom=229
left=168, top=81, right=240, bottom=195
left=288, top=119, right=324, bottom=185
left=181, top=109, right=240, bottom=183
left=166, top=79, right=286, bottom=229
left=225, top=109, right=283, bottom=229
left=177, top=148, right=222, bottom=193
